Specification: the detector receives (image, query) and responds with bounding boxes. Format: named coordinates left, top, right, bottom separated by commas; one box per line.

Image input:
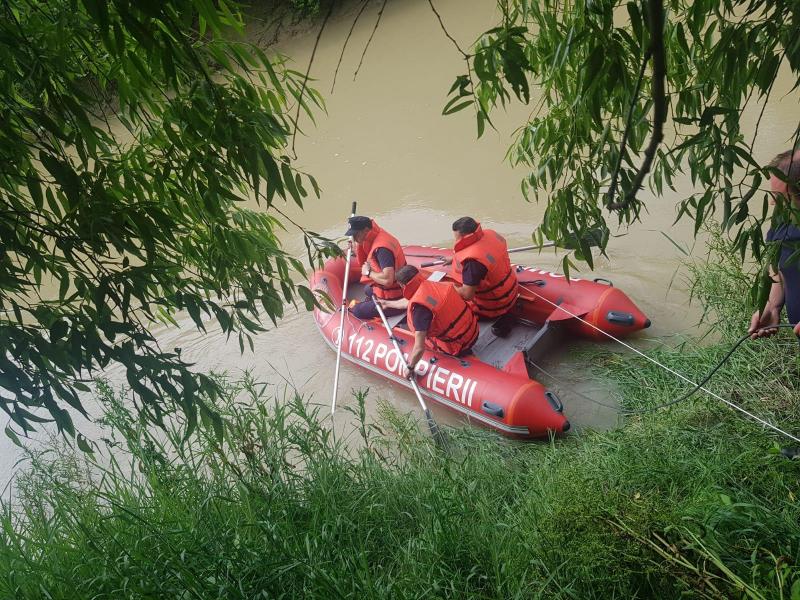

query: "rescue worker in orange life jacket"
left=346, top=216, right=407, bottom=320
left=443, top=217, right=519, bottom=321
left=378, top=265, right=479, bottom=378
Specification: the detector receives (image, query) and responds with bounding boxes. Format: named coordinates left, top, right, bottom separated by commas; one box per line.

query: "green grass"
left=2, top=233, right=800, bottom=599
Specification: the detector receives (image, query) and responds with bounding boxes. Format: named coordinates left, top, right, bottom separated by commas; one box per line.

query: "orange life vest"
left=356, top=221, right=407, bottom=300
left=453, top=225, right=519, bottom=318
left=407, top=276, right=479, bottom=356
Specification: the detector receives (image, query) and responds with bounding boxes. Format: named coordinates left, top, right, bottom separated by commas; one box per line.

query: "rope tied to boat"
left=519, top=283, right=800, bottom=445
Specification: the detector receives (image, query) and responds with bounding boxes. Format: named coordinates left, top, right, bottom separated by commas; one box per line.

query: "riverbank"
left=3, top=235, right=799, bottom=598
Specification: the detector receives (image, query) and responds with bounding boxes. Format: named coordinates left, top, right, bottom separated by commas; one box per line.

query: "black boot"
left=491, top=314, right=515, bottom=338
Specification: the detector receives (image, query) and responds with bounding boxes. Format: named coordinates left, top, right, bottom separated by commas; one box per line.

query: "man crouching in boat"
left=443, top=217, right=519, bottom=336
left=347, top=216, right=407, bottom=320
left=379, top=265, right=479, bottom=378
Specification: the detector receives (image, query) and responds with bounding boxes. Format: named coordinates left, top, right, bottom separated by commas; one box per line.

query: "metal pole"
left=331, top=201, right=357, bottom=416
left=370, top=295, right=446, bottom=447
left=420, top=241, right=557, bottom=267
left=506, top=240, right=557, bottom=254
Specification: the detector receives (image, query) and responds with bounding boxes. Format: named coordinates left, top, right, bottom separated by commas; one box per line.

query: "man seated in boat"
left=346, top=215, right=407, bottom=320
left=379, top=265, right=479, bottom=377
left=442, top=217, right=519, bottom=335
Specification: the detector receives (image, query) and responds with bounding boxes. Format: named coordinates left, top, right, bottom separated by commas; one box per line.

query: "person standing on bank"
left=441, top=217, right=519, bottom=335
left=346, top=216, right=407, bottom=320
left=749, top=148, right=800, bottom=339
left=379, top=265, right=479, bottom=377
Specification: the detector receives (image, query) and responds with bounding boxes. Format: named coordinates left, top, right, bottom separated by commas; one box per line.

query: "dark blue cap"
left=345, top=216, right=372, bottom=236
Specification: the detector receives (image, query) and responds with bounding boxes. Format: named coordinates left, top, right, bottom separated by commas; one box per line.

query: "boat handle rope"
left=529, top=324, right=797, bottom=416
left=526, top=356, right=627, bottom=412
left=519, top=283, right=800, bottom=445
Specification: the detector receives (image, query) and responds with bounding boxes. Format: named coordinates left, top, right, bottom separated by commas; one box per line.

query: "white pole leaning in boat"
left=370, top=296, right=447, bottom=448
left=331, top=201, right=357, bottom=416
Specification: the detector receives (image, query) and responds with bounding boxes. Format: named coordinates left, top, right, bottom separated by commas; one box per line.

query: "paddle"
left=370, top=295, right=448, bottom=449
left=331, top=201, right=358, bottom=416
left=419, top=227, right=608, bottom=267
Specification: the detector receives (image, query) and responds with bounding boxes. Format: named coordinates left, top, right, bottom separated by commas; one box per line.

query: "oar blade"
left=425, top=408, right=449, bottom=451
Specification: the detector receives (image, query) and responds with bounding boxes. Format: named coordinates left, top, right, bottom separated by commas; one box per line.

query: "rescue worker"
left=442, top=217, right=519, bottom=336
left=379, top=265, right=479, bottom=377
left=749, top=148, right=800, bottom=339
left=346, top=216, right=407, bottom=320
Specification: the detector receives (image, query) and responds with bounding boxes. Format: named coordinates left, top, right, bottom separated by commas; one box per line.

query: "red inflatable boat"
left=309, top=245, right=650, bottom=439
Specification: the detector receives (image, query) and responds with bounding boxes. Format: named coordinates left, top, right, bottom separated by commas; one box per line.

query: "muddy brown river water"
left=2, top=0, right=798, bottom=487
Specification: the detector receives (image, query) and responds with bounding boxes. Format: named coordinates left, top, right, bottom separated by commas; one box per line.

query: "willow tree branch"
left=353, top=0, right=389, bottom=81
left=291, top=0, right=336, bottom=158
left=609, top=0, right=667, bottom=211
left=748, top=49, right=786, bottom=155
left=732, top=50, right=783, bottom=196
left=604, top=47, right=652, bottom=209
left=331, top=0, right=369, bottom=93
left=427, top=0, right=469, bottom=59
left=426, top=0, right=490, bottom=135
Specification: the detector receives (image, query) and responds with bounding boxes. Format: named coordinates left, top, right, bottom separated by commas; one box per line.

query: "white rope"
left=520, top=284, right=800, bottom=444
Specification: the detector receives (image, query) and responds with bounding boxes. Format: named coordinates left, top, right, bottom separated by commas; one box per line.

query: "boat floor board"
left=473, top=320, right=548, bottom=369
left=386, top=312, right=407, bottom=329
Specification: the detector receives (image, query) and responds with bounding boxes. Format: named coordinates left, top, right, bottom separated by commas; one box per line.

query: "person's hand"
left=749, top=305, right=780, bottom=339
left=402, top=363, right=417, bottom=380
left=794, top=322, right=800, bottom=337
left=361, top=262, right=371, bottom=277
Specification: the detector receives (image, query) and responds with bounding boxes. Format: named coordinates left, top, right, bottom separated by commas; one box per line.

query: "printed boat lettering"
left=346, top=332, right=475, bottom=406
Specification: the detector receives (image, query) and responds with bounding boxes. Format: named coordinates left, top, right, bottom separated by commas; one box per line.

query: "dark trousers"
left=782, top=266, right=800, bottom=325
left=351, top=285, right=404, bottom=320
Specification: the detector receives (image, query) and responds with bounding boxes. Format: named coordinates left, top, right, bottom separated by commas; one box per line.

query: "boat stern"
left=505, top=381, right=571, bottom=438
left=574, top=285, right=651, bottom=340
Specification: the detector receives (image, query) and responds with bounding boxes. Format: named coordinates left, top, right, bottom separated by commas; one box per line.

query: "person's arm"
left=378, top=297, right=409, bottom=310
left=749, top=268, right=784, bottom=339
left=363, top=248, right=396, bottom=286
left=454, top=259, right=486, bottom=301
left=455, top=283, right=476, bottom=301
left=369, top=266, right=395, bottom=287
left=404, top=331, right=427, bottom=378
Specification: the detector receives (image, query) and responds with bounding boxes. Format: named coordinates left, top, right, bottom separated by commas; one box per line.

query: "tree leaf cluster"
left=0, top=0, right=335, bottom=438
left=444, top=0, right=800, bottom=285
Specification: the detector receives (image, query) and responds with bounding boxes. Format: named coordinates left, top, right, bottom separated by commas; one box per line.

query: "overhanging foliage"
left=0, top=0, right=333, bottom=438
left=444, top=0, right=800, bottom=294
